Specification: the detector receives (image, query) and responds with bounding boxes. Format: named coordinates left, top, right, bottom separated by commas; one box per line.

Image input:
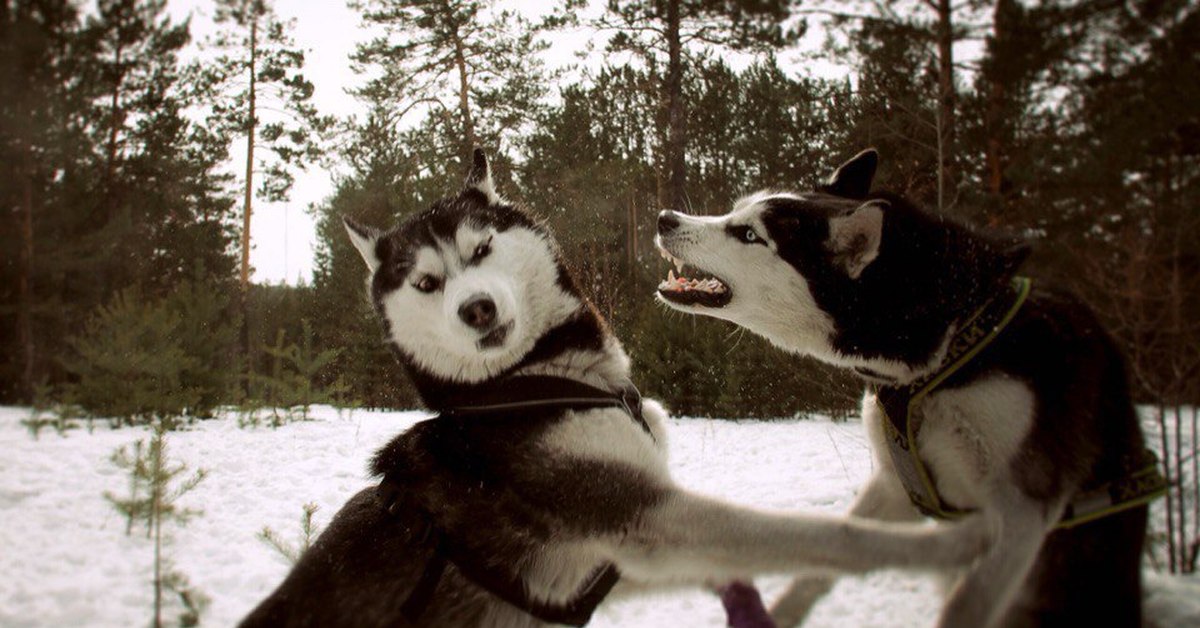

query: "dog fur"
left=239, top=150, right=990, bottom=628
left=653, top=148, right=1150, bottom=628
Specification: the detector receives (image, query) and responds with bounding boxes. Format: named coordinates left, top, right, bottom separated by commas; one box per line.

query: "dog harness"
left=379, top=376, right=649, bottom=626
left=868, top=277, right=1167, bottom=528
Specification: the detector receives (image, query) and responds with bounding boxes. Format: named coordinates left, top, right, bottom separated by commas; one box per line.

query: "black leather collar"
left=441, top=375, right=651, bottom=439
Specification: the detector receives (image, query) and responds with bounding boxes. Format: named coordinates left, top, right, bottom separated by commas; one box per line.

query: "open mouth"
left=477, top=321, right=512, bottom=350
left=655, top=247, right=732, bottom=308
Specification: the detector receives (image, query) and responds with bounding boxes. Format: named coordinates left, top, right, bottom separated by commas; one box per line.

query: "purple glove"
left=717, top=580, right=776, bottom=628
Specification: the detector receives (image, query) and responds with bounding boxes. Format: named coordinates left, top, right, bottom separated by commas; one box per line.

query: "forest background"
left=1, top=0, right=1195, bottom=426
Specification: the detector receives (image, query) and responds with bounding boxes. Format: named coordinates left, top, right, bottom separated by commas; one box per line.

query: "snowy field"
left=1, top=405, right=1197, bottom=627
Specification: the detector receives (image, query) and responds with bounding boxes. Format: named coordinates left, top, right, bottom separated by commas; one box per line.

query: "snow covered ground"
left=1, top=405, right=1197, bottom=627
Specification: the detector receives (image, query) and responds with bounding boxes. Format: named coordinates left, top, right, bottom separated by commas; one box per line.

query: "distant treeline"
left=1, top=0, right=1197, bottom=419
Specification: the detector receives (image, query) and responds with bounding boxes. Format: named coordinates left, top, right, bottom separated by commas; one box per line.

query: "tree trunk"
left=664, top=0, right=687, bottom=211
left=1191, top=405, right=1198, bottom=572
left=983, top=0, right=1012, bottom=207
left=935, top=0, right=957, bottom=211
left=17, top=144, right=35, bottom=402
left=453, top=31, right=477, bottom=167
left=1159, top=404, right=1176, bottom=572
left=239, top=11, right=259, bottom=390
left=106, top=37, right=123, bottom=187
left=1175, top=404, right=1186, bottom=572
left=151, top=436, right=163, bottom=628
left=627, top=191, right=637, bottom=276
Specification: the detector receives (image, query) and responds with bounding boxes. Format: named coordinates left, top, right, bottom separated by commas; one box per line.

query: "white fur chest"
left=862, top=374, right=1035, bottom=512
left=536, top=398, right=671, bottom=479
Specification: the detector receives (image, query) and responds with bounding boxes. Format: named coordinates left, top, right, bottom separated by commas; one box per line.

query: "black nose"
left=458, top=295, right=497, bottom=330
left=658, top=210, right=681, bottom=234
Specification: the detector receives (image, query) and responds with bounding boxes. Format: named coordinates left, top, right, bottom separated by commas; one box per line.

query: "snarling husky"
left=240, top=150, right=989, bottom=628
left=654, top=149, right=1163, bottom=627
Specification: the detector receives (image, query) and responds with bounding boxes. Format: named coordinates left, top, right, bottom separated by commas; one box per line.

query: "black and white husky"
left=240, top=150, right=989, bottom=627
left=654, top=149, right=1160, bottom=627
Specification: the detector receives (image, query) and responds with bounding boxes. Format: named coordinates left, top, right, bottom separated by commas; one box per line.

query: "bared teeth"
left=660, top=263, right=732, bottom=297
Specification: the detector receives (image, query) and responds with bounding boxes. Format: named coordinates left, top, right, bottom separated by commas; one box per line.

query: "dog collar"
left=874, top=277, right=1031, bottom=519
left=872, top=277, right=1166, bottom=528
left=442, top=375, right=652, bottom=438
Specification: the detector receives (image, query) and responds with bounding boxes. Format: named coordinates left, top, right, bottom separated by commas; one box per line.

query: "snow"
left=0, top=406, right=1196, bottom=627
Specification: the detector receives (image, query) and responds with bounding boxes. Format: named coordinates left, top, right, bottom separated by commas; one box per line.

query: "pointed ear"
left=464, top=148, right=501, bottom=205
left=819, top=148, right=879, bottom=200
left=343, top=216, right=382, bottom=272
left=828, top=200, right=886, bottom=279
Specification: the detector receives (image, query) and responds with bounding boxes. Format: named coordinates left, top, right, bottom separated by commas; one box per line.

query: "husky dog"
left=240, top=150, right=989, bottom=628
left=654, top=149, right=1158, bottom=627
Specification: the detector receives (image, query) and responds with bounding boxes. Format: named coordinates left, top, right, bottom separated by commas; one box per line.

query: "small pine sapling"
left=246, top=320, right=342, bottom=426
left=20, top=381, right=79, bottom=439
left=161, top=567, right=211, bottom=628
left=288, top=320, right=342, bottom=420
left=258, top=502, right=322, bottom=564
left=104, top=422, right=207, bottom=628
left=105, top=426, right=206, bottom=538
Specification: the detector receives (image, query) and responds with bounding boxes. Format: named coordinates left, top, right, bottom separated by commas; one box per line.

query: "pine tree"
left=64, top=279, right=237, bottom=425
left=104, top=423, right=207, bottom=626
left=0, top=0, right=89, bottom=401
left=258, top=502, right=321, bottom=564
left=794, top=0, right=1006, bottom=210
left=64, top=289, right=201, bottom=426
left=247, top=320, right=341, bottom=424
left=590, top=0, right=800, bottom=210
left=0, top=1, right=237, bottom=403
left=196, top=0, right=330, bottom=382
left=350, top=0, right=556, bottom=168
left=83, top=0, right=239, bottom=295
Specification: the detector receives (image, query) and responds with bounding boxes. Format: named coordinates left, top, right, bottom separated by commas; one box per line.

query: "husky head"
left=655, top=149, right=1029, bottom=379
left=345, top=150, right=611, bottom=403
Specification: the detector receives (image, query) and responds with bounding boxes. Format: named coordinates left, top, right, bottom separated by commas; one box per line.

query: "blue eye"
left=740, top=227, right=760, bottom=244
left=474, top=240, right=491, bottom=260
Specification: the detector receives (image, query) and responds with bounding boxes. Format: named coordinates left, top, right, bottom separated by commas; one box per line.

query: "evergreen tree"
left=350, top=0, right=556, bottom=168
left=64, top=289, right=200, bottom=426
left=795, top=0, right=1001, bottom=210
left=0, top=0, right=89, bottom=401
left=0, top=1, right=237, bottom=403
left=590, top=0, right=800, bottom=210
left=82, top=0, right=238, bottom=294
left=63, top=279, right=238, bottom=425
left=104, top=423, right=207, bottom=626
left=196, top=0, right=330, bottom=377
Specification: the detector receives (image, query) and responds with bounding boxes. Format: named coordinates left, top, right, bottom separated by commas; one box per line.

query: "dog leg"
left=612, top=490, right=988, bottom=585
left=935, top=487, right=1058, bottom=628
left=770, top=471, right=919, bottom=627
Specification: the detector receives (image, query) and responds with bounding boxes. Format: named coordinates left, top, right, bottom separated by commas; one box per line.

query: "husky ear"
left=819, top=149, right=879, bottom=200
left=464, top=148, right=501, bottom=205
left=828, top=200, right=886, bottom=279
left=343, top=216, right=382, bottom=272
